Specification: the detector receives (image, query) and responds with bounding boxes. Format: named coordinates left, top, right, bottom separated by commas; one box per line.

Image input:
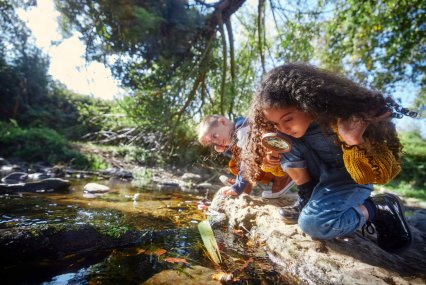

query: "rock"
left=209, top=193, right=426, bottom=285
left=0, top=178, right=70, bottom=194
left=181, top=173, right=203, bottom=182
left=0, top=224, right=148, bottom=266
left=409, top=209, right=426, bottom=232
left=0, top=158, right=10, bottom=166
left=1, top=172, right=28, bottom=184
left=144, top=265, right=221, bottom=285
left=157, top=181, right=181, bottom=191
left=0, top=165, right=24, bottom=177
left=83, top=183, right=110, bottom=193
left=196, top=182, right=213, bottom=189
left=27, top=172, right=52, bottom=181
left=102, top=168, right=133, bottom=180
left=48, top=165, right=66, bottom=177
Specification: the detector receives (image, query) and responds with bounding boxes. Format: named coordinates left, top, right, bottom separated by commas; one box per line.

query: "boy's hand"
left=337, top=112, right=390, bottom=146
left=219, top=186, right=238, bottom=196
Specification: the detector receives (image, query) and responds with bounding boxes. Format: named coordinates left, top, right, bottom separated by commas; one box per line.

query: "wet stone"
left=83, top=183, right=110, bottom=193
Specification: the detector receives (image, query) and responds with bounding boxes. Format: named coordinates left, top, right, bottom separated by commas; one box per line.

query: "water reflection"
left=0, top=178, right=285, bottom=284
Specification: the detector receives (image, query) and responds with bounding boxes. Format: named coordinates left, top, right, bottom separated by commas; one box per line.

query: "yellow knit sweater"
left=260, top=165, right=286, bottom=177
left=337, top=136, right=401, bottom=185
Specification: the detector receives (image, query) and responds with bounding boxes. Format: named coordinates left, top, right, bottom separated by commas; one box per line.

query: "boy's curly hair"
left=243, top=63, right=417, bottom=184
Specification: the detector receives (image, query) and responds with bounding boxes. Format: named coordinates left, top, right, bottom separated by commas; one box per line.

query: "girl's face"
left=263, top=107, right=312, bottom=138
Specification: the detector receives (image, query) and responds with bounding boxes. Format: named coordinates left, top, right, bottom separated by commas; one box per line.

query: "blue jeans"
left=298, top=167, right=372, bottom=239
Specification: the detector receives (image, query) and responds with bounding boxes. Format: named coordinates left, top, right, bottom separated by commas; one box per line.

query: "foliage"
left=396, top=131, right=426, bottom=188
left=0, top=0, right=51, bottom=122
left=414, top=76, right=426, bottom=117
left=99, top=225, right=130, bottom=238
left=85, top=153, right=108, bottom=170
left=318, top=0, right=425, bottom=90
left=53, top=0, right=425, bottom=151
left=131, top=167, right=154, bottom=188
left=55, top=0, right=206, bottom=88
left=0, top=121, right=91, bottom=167
left=381, top=181, right=426, bottom=201
left=0, top=0, right=35, bottom=60
left=0, top=44, right=50, bottom=124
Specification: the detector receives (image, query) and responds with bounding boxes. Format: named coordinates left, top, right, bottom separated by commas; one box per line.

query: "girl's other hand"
left=262, top=152, right=281, bottom=167
left=337, top=112, right=391, bottom=146
left=219, top=186, right=238, bottom=196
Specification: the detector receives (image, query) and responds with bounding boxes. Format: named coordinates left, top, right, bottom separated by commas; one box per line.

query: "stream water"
left=0, top=178, right=288, bottom=284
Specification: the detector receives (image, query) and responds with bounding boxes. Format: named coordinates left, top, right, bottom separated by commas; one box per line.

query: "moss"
left=99, top=225, right=130, bottom=238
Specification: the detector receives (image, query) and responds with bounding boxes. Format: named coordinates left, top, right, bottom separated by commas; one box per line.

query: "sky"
left=17, top=0, right=424, bottom=136
left=16, top=0, right=124, bottom=100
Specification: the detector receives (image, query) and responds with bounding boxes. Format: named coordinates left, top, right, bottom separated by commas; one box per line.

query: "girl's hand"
left=262, top=151, right=281, bottom=167
left=219, top=186, right=238, bottom=196
left=337, top=112, right=391, bottom=146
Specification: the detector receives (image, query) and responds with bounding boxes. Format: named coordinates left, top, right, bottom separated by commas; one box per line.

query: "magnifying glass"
left=261, top=132, right=292, bottom=155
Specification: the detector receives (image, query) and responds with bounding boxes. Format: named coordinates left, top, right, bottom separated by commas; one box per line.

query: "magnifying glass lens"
left=261, top=133, right=291, bottom=153
left=264, top=137, right=289, bottom=150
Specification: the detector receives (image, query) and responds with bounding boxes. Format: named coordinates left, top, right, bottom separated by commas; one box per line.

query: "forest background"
left=0, top=0, right=425, bottom=198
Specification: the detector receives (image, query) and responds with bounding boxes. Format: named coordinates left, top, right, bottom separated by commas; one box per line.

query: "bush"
left=396, top=131, right=426, bottom=189
left=0, top=122, right=90, bottom=168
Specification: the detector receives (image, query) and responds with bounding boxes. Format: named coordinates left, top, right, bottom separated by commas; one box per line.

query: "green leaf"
left=197, top=220, right=222, bottom=265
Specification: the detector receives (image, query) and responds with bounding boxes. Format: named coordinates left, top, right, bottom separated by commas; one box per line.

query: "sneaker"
left=367, top=193, right=412, bottom=253
left=279, top=198, right=304, bottom=224
left=279, top=181, right=315, bottom=224
left=262, top=180, right=295, bottom=199
left=219, top=175, right=236, bottom=186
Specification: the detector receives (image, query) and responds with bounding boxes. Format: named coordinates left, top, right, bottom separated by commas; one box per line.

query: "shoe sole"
left=219, top=175, right=234, bottom=186
left=384, top=193, right=412, bottom=254
left=283, top=218, right=298, bottom=225
left=263, top=181, right=296, bottom=199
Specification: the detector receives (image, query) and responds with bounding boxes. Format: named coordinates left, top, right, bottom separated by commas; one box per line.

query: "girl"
left=244, top=63, right=416, bottom=253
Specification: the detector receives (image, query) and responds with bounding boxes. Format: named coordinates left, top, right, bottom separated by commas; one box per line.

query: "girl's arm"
left=336, top=112, right=400, bottom=185
left=285, top=168, right=311, bottom=186
left=220, top=169, right=251, bottom=196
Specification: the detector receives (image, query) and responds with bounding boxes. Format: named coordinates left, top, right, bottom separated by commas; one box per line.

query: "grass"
left=378, top=180, right=426, bottom=201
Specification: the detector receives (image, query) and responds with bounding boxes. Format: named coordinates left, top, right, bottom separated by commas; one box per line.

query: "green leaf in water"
left=198, top=220, right=222, bottom=265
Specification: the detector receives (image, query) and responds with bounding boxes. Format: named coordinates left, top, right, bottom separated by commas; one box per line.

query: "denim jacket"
left=279, top=123, right=368, bottom=188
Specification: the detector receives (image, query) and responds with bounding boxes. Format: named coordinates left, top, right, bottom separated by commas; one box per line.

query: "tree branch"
left=218, top=15, right=227, bottom=115
left=202, top=0, right=247, bottom=38
left=258, top=0, right=266, bottom=73
left=226, top=18, right=236, bottom=118
left=169, top=69, right=207, bottom=145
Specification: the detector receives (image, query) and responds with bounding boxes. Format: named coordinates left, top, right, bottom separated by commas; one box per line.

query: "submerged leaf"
left=240, top=257, right=254, bottom=270
left=136, top=248, right=146, bottom=255
left=164, top=257, right=189, bottom=264
left=197, top=220, right=222, bottom=264
left=146, top=248, right=167, bottom=256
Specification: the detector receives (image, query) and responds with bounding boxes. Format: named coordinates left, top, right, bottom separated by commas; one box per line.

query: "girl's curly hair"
left=243, top=63, right=417, bottom=184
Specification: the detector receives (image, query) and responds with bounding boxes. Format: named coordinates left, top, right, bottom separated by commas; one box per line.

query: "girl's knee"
left=299, top=213, right=340, bottom=240
left=298, top=213, right=322, bottom=238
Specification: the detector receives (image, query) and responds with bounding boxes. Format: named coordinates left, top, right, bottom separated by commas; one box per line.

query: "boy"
left=196, top=114, right=294, bottom=197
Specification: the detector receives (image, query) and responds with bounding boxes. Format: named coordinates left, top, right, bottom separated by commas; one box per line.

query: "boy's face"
left=202, top=118, right=234, bottom=153
left=263, top=106, right=312, bottom=138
